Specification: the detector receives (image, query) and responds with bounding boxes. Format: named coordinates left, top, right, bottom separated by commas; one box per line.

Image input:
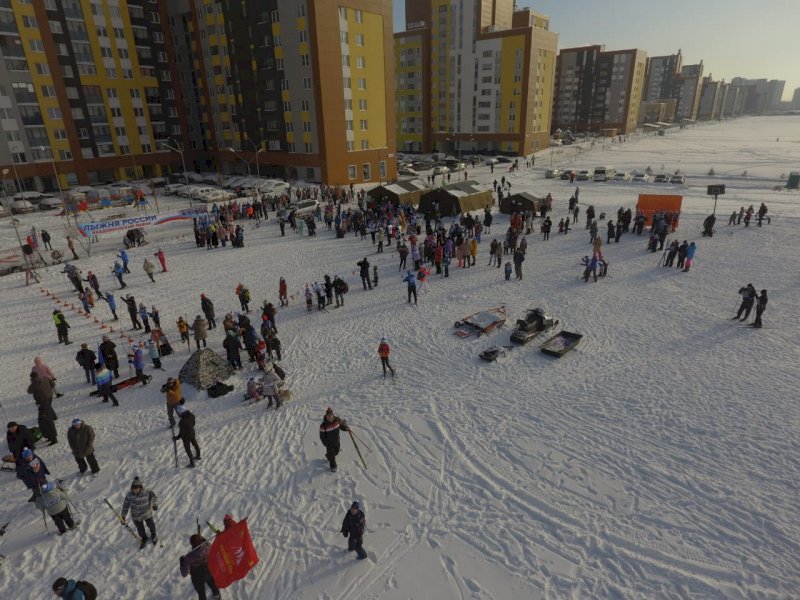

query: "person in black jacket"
left=341, top=500, right=367, bottom=559
left=173, top=405, right=200, bottom=469
left=122, top=295, right=142, bottom=330
left=6, top=422, right=35, bottom=464
left=752, top=289, right=768, bottom=328
left=223, top=330, right=243, bottom=370
left=356, top=258, right=372, bottom=290
left=733, top=283, right=757, bottom=321
left=200, top=294, right=216, bottom=329
left=99, top=335, right=120, bottom=378
left=323, top=275, right=333, bottom=306
left=319, top=407, right=349, bottom=472
left=53, top=310, right=71, bottom=345
left=75, top=343, right=97, bottom=384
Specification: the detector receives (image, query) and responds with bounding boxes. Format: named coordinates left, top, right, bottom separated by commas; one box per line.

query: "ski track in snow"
left=1, top=116, right=799, bottom=599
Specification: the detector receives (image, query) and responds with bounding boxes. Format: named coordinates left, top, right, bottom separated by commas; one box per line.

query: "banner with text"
left=77, top=208, right=206, bottom=237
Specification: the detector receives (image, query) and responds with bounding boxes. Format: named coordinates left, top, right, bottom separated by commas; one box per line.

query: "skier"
left=20, top=448, right=50, bottom=500
left=84, top=270, right=103, bottom=299
left=118, top=248, right=131, bottom=273
left=190, top=316, right=208, bottom=350
left=122, top=295, right=141, bottom=330
left=403, top=270, right=418, bottom=305
left=675, top=240, right=689, bottom=270
left=378, top=338, right=395, bottom=379
left=154, top=248, right=167, bottom=272
left=663, top=240, right=679, bottom=267
left=173, top=405, right=201, bottom=468
left=682, top=241, right=696, bottom=272
left=75, top=343, right=97, bottom=384
left=53, top=309, right=72, bottom=345
left=120, top=477, right=159, bottom=548
left=341, top=500, right=368, bottom=560
left=143, top=258, right=156, bottom=283
left=36, top=481, right=76, bottom=535
left=733, top=283, right=757, bottom=321
left=95, top=362, right=118, bottom=406
left=28, top=372, right=58, bottom=445
left=200, top=294, right=216, bottom=329
left=583, top=254, right=599, bottom=283
left=68, top=419, right=100, bottom=476
left=180, top=533, right=221, bottom=600
left=753, top=289, right=768, bottom=328
left=319, top=407, right=349, bottom=472
left=357, top=257, right=372, bottom=290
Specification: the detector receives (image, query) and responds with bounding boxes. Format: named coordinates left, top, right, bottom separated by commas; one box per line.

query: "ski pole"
left=348, top=430, right=367, bottom=470
left=170, top=424, right=179, bottom=469
left=348, top=428, right=373, bottom=453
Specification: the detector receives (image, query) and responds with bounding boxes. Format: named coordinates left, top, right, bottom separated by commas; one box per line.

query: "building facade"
left=166, top=0, right=396, bottom=185
left=395, top=0, right=558, bottom=156
left=552, top=45, right=647, bottom=135
left=697, top=75, right=724, bottom=121
left=0, top=0, right=185, bottom=192
left=643, top=50, right=682, bottom=103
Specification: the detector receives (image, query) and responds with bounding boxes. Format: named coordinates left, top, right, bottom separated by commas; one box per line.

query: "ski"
left=103, top=498, right=143, bottom=545
left=348, top=430, right=368, bottom=470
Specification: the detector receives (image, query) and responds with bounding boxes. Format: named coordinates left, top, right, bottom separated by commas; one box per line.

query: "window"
left=339, top=31, right=348, bottom=44
left=41, top=85, right=56, bottom=97
left=54, top=129, right=67, bottom=140
left=303, top=77, right=311, bottom=89
left=304, top=143, right=312, bottom=153
left=298, top=30, right=308, bottom=43
left=358, top=78, right=366, bottom=90
left=36, top=63, right=50, bottom=75
left=378, top=161, right=387, bottom=180
left=301, top=100, right=310, bottom=111
left=355, top=10, right=363, bottom=23
left=348, top=164, right=357, bottom=179
left=105, top=68, right=117, bottom=78
left=361, top=139, right=368, bottom=150
left=345, top=120, right=353, bottom=131
left=346, top=141, right=355, bottom=151
left=359, top=119, right=368, bottom=131
left=29, top=40, right=44, bottom=52
left=362, top=163, right=371, bottom=180
left=47, top=107, right=62, bottom=119
left=107, top=88, right=117, bottom=98
left=131, top=89, right=141, bottom=98
left=342, top=55, right=350, bottom=67
left=270, top=9, right=279, bottom=23
left=22, top=16, right=38, bottom=28
left=355, top=33, right=364, bottom=46
left=100, top=47, right=112, bottom=58
left=358, top=99, right=367, bottom=111
left=58, top=150, right=72, bottom=160
left=356, top=56, right=365, bottom=69
left=302, top=121, right=311, bottom=132
left=50, top=21, right=63, bottom=34
left=300, top=54, right=310, bottom=67
left=297, top=4, right=306, bottom=17
left=339, top=7, right=347, bottom=20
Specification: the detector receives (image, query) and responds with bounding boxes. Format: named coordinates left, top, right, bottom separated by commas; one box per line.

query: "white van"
left=593, top=166, right=616, bottom=182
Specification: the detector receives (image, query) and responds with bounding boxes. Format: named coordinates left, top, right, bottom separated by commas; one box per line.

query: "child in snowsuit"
left=304, top=286, right=313, bottom=311
left=504, top=262, right=512, bottom=280
left=341, top=501, right=368, bottom=560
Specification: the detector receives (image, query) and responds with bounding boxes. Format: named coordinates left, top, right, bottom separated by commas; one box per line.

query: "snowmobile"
left=510, top=308, right=559, bottom=345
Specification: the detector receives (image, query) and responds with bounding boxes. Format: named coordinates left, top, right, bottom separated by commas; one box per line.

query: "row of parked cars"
left=545, top=167, right=685, bottom=185
left=396, top=154, right=515, bottom=178
left=162, top=175, right=290, bottom=204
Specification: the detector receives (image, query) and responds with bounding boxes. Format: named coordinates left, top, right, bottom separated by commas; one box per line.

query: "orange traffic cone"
left=101, top=322, right=108, bottom=329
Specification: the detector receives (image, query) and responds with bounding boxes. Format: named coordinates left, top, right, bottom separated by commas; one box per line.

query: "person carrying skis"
left=120, top=477, right=158, bottom=548
left=180, top=533, right=221, bottom=600
left=173, top=405, right=201, bottom=468
left=378, top=338, right=395, bottom=379
left=341, top=500, right=368, bottom=560
left=200, top=294, right=216, bottom=329
left=67, top=419, right=100, bottom=476
left=36, top=481, right=76, bottom=535
left=734, top=283, right=757, bottom=321
left=319, top=407, right=349, bottom=472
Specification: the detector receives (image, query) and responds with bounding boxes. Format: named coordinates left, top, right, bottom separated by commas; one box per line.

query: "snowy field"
left=1, top=116, right=799, bottom=599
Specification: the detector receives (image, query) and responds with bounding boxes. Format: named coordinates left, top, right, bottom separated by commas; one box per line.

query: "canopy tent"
left=178, top=348, right=234, bottom=391
left=366, top=180, right=430, bottom=207
left=418, top=181, right=493, bottom=216
left=500, top=192, right=542, bottom=215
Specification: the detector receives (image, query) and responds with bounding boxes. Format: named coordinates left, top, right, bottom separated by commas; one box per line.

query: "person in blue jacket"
left=138, top=303, right=151, bottom=334
left=402, top=270, right=417, bottom=305
left=52, top=577, right=94, bottom=599
left=101, top=292, right=118, bottom=321
left=128, top=343, right=150, bottom=385
left=117, top=248, right=130, bottom=273
left=682, top=241, right=697, bottom=273
left=112, top=262, right=126, bottom=289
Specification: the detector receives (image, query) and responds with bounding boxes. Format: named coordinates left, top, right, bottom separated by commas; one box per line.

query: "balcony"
left=21, top=114, right=44, bottom=125
left=88, top=114, right=108, bottom=124
left=13, top=92, right=37, bottom=103
left=63, top=7, right=84, bottom=19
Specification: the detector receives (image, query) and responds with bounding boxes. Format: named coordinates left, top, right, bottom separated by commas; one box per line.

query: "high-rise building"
left=672, top=62, right=704, bottom=121
left=166, top=0, right=396, bottom=185
left=0, top=0, right=186, bottom=192
left=792, top=87, right=800, bottom=110
left=697, top=75, right=724, bottom=121
left=552, top=45, right=647, bottom=135
left=643, top=50, right=682, bottom=103
left=394, top=0, right=558, bottom=157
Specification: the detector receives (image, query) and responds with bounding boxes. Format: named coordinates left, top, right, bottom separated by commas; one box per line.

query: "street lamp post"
left=244, top=139, right=266, bottom=180
left=227, top=147, right=251, bottom=176
left=39, top=147, right=69, bottom=224
left=160, top=141, right=191, bottom=210
left=1, top=167, right=29, bottom=269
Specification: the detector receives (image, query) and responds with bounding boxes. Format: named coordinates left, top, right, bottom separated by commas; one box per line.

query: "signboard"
left=76, top=208, right=206, bottom=237
left=706, top=184, right=725, bottom=196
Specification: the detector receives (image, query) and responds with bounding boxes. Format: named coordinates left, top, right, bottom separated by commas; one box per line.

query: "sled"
left=453, top=306, right=507, bottom=338
left=88, top=375, right=142, bottom=396
left=540, top=331, right=583, bottom=357
left=1, top=455, right=15, bottom=473
left=510, top=309, right=559, bottom=344
left=478, top=346, right=514, bottom=362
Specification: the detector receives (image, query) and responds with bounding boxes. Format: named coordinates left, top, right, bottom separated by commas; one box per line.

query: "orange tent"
left=636, top=194, right=683, bottom=226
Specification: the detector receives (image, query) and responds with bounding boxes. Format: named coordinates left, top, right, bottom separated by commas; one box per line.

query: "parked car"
left=495, top=156, right=512, bottom=164
left=260, top=181, right=289, bottom=196
left=632, top=172, right=650, bottom=183
left=197, top=189, right=233, bottom=203
left=444, top=160, right=466, bottom=171
left=576, top=170, right=592, bottom=181
left=177, top=185, right=205, bottom=198
left=11, top=199, right=36, bottom=214
left=484, top=158, right=498, bottom=166
left=190, top=187, right=223, bottom=200
left=432, top=165, right=450, bottom=175
left=545, top=168, right=561, bottom=179
left=669, top=174, right=685, bottom=184
left=560, top=170, right=576, bottom=180
left=398, top=167, right=418, bottom=177
left=613, top=171, right=631, bottom=181
left=164, top=183, right=186, bottom=195
left=13, top=191, right=49, bottom=204
left=278, top=199, right=318, bottom=221
left=654, top=174, right=670, bottom=183
left=38, top=196, right=64, bottom=210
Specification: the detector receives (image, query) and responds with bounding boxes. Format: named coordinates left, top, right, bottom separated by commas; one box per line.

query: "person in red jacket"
left=377, top=338, right=395, bottom=379
left=279, top=277, right=288, bottom=307
left=154, top=248, right=167, bottom=272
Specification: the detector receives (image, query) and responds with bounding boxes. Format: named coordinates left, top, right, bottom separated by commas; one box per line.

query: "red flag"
left=208, top=518, right=259, bottom=588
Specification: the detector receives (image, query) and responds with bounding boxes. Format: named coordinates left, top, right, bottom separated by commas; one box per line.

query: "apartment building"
left=395, top=0, right=558, bottom=156
left=642, top=51, right=705, bottom=122
left=552, top=45, right=647, bottom=135
left=0, top=0, right=184, bottom=192
left=643, top=50, right=682, bottom=103
left=166, top=0, right=396, bottom=185
left=697, top=75, right=724, bottom=121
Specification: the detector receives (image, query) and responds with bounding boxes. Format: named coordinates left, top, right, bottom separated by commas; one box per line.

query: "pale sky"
left=393, top=0, right=799, bottom=101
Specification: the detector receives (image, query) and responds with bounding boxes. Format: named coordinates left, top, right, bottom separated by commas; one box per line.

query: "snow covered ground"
left=1, top=116, right=799, bottom=599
